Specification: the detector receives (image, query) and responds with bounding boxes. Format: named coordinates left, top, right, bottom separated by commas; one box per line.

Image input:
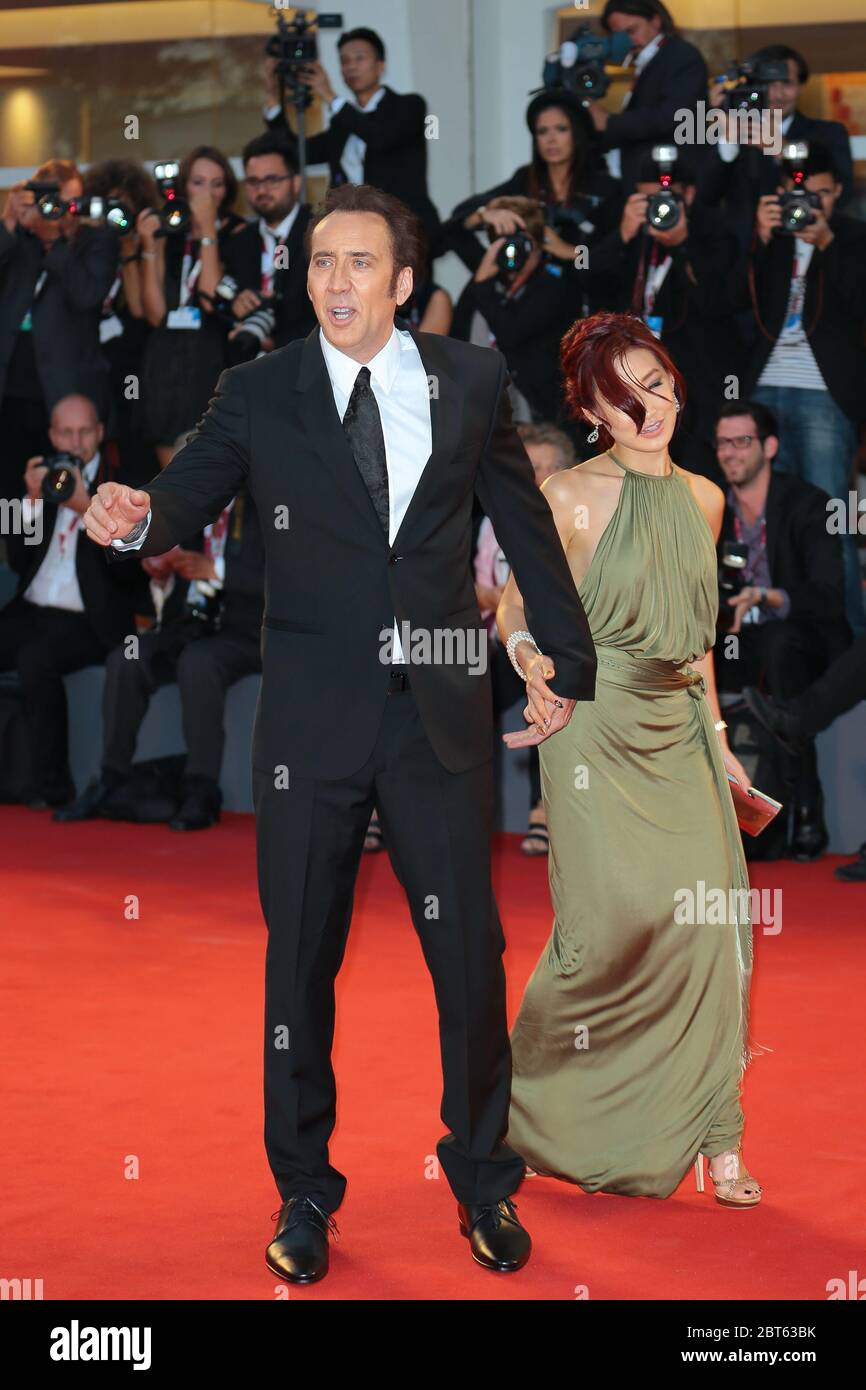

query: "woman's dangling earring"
left=674, top=399, right=681, bottom=413
left=587, top=424, right=600, bottom=443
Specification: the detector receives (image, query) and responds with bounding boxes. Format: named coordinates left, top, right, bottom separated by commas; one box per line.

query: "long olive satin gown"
left=506, top=455, right=754, bottom=1198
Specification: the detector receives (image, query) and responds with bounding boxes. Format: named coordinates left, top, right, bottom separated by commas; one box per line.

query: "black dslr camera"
left=487, top=226, right=535, bottom=278
left=717, top=541, right=749, bottom=630
left=201, top=275, right=278, bottom=365
left=153, top=161, right=190, bottom=237
left=38, top=452, right=83, bottom=504
left=776, top=142, right=821, bottom=235
left=645, top=146, right=684, bottom=231
left=265, top=7, right=343, bottom=110
left=714, top=58, right=790, bottom=113
left=541, top=25, right=632, bottom=102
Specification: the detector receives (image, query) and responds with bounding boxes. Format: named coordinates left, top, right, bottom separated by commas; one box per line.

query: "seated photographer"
left=712, top=401, right=850, bottom=862
left=443, top=88, right=621, bottom=307
left=725, top=140, right=866, bottom=634
left=221, top=132, right=317, bottom=356
left=0, top=159, right=117, bottom=506
left=136, top=146, right=244, bottom=470
left=261, top=26, right=441, bottom=253
left=0, top=394, right=145, bottom=808
left=743, top=632, right=866, bottom=882
left=475, top=422, right=576, bottom=856
left=56, top=445, right=264, bottom=832
left=83, top=158, right=161, bottom=490
left=585, top=1, right=708, bottom=193
left=589, top=150, right=742, bottom=482
left=462, top=196, right=582, bottom=424
left=701, top=43, right=854, bottom=242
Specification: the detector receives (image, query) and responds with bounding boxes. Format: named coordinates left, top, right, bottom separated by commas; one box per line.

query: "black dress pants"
left=253, top=675, right=525, bottom=1212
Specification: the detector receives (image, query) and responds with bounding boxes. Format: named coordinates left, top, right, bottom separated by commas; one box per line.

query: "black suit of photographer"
left=0, top=221, right=117, bottom=500
left=266, top=88, right=441, bottom=252
left=590, top=202, right=743, bottom=481
left=221, top=205, right=317, bottom=350
left=597, top=35, right=708, bottom=195
left=101, top=486, right=264, bottom=785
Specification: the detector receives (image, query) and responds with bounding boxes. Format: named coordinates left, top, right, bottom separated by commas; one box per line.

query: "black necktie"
left=342, top=366, right=390, bottom=534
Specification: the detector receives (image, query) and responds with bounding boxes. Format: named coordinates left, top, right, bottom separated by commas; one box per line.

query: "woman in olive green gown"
left=498, top=314, right=763, bottom=1205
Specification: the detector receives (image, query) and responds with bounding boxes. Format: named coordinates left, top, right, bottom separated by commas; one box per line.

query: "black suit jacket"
left=5, top=461, right=145, bottom=649
left=267, top=86, right=441, bottom=253
left=105, top=324, right=597, bottom=779
left=599, top=36, right=709, bottom=195
left=724, top=212, right=866, bottom=423
left=221, top=207, right=317, bottom=349
left=718, top=470, right=850, bottom=661
left=0, top=223, right=117, bottom=413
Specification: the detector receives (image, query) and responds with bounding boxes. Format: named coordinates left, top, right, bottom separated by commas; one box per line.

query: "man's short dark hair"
left=716, top=399, right=779, bottom=442
left=305, top=184, right=426, bottom=294
left=750, top=43, right=808, bottom=85
left=242, top=131, right=298, bottom=177
left=338, top=27, right=386, bottom=62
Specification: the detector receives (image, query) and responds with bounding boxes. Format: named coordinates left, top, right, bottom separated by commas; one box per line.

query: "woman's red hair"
left=560, top=311, right=686, bottom=451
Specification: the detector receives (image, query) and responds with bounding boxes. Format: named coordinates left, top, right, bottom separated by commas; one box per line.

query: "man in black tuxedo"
left=221, top=133, right=316, bottom=352
left=83, top=184, right=597, bottom=1281
left=262, top=26, right=441, bottom=253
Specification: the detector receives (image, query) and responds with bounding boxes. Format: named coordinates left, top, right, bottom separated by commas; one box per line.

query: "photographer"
left=0, top=160, right=117, bottom=504
left=221, top=132, right=316, bottom=353
left=0, top=394, right=145, bottom=808
left=713, top=400, right=850, bottom=861
left=703, top=43, right=854, bottom=238
left=586, top=1, right=708, bottom=194
left=465, top=196, right=583, bottom=424
left=589, top=151, right=742, bottom=481
left=136, top=146, right=243, bottom=470
left=444, top=89, right=621, bottom=308
left=83, top=158, right=161, bottom=488
left=725, top=140, right=866, bottom=633
left=262, top=25, right=441, bottom=252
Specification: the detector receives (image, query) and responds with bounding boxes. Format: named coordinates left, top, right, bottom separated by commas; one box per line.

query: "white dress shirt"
left=24, top=452, right=101, bottom=612
left=320, top=324, right=432, bottom=661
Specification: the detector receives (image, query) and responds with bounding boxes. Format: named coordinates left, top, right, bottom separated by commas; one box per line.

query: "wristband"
left=506, top=629, right=540, bottom=680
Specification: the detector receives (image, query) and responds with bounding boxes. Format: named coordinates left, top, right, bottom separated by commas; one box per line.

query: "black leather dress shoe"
left=169, top=776, right=222, bottom=831
left=53, top=771, right=125, bottom=822
left=834, top=842, right=866, bottom=882
left=742, top=687, right=807, bottom=757
left=790, top=802, right=829, bottom=861
left=265, top=1195, right=338, bottom=1283
left=457, top=1197, right=531, bottom=1272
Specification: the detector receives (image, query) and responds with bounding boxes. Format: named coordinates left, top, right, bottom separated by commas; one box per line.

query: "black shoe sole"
left=264, top=1253, right=328, bottom=1283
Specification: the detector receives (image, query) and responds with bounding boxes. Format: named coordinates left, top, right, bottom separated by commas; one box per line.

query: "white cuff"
left=263, top=102, right=282, bottom=122
left=111, top=508, right=152, bottom=550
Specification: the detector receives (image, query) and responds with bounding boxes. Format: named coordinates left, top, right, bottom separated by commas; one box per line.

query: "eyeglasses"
left=243, top=175, right=292, bottom=190
left=714, top=434, right=762, bottom=453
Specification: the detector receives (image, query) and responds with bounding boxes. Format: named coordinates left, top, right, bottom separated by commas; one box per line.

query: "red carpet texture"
left=1, top=805, right=864, bottom=1301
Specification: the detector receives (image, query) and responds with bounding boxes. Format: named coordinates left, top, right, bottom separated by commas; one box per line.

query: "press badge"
left=99, top=314, right=124, bottom=344
left=644, top=314, right=664, bottom=338
left=166, top=306, right=202, bottom=330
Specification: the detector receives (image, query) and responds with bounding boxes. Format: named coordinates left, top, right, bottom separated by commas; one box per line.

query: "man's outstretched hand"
left=83, top=482, right=150, bottom=547
left=502, top=651, right=576, bottom=748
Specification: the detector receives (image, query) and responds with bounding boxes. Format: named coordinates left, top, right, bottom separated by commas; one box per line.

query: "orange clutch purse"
left=727, top=774, right=784, bottom=837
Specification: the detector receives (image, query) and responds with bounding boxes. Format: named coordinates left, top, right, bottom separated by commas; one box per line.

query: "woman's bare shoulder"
left=674, top=464, right=726, bottom=535
left=541, top=454, right=620, bottom=505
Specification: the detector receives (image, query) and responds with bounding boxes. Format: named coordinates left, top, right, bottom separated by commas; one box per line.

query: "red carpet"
left=2, top=804, right=864, bottom=1301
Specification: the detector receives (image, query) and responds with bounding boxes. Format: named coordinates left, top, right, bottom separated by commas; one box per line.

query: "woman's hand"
left=136, top=206, right=160, bottom=248
left=474, top=236, right=506, bottom=283
left=502, top=651, right=575, bottom=747
left=722, top=745, right=750, bottom=792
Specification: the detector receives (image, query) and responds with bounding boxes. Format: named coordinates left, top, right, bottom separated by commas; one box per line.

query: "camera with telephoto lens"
left=486, top=222, right=535, bottom=277
left=39, top=452, right=83, bottom=504
left=265, top=7, right=343, bottom=109
left=69, top=194, right=134, bottom=234
left=714, top=57, right=790, bottom=113
left=717, top=541, right=749, bottom=630
left=204, top=275, right=277, bottom=364
left=153, top=161, right=190, bottom=236
left=645, top=145, right=684, bottom=231
left=776, top=141, right=821, bottom=235
left=541, top=25, right=632, bottom=102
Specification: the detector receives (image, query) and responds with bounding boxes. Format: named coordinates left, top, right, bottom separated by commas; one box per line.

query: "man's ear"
left=765, top=434, right=780, bottom=463
left=396, top=265, right=414, bottom=306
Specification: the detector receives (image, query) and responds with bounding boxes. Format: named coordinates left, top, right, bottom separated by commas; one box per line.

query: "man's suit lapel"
left=292, top=321, right=465, bottom=549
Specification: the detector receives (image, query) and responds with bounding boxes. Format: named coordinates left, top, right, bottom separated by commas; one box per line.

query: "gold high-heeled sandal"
left=694, top=1145, right=762, bottom=1207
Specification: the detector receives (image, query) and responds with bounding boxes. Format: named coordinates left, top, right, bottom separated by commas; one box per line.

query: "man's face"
left=606, top=11, right=661, bottom=51
left=49, top=399, right=103, bottom=464
left=714, top=415, right=773, bottom=485
left=307, top=210, right=412, bottom=361
left=782, top=169, right=841, bottom=221
left=767, top=58, right=801, bottom=118
left=243, top=153, right=299, bottom=223
left=23, top=176, right=83, bottom=241
left=526, top=442, right=565, bottom=486
left=339, top=40, right=384, bottom=96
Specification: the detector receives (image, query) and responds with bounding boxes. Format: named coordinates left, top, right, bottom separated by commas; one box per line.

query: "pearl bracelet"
left=506, top=629, right=540, bottom=680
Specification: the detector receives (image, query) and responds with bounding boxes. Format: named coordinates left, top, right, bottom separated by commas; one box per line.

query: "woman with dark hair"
left=497, top=311, right=764, bottom=1208
left=586, top=0, right=708, bottom=194
left=444, top=88, right=621, bottom=303
left=136, top=146, right=244, bottom=468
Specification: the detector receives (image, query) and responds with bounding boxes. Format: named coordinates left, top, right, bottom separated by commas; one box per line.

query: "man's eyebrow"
left=312, top=248, right=378, bottom=258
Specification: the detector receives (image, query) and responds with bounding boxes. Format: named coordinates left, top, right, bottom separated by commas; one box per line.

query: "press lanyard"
left=179, top=238, right=203, bottom=307
left=733, top=514, right=767, bottom=549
